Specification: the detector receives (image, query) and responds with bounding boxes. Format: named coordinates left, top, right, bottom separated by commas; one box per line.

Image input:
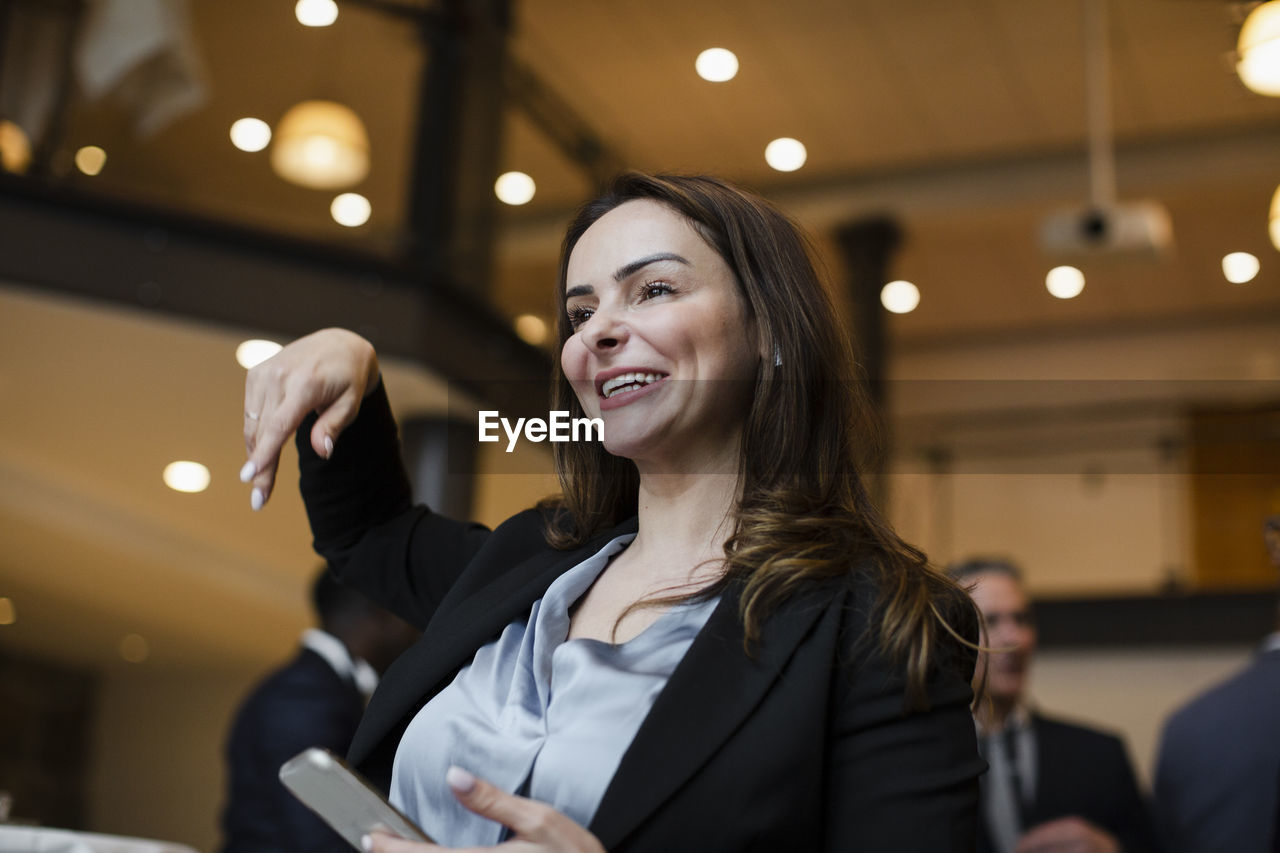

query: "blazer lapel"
left=589, top=582, right=837, bottom=848
left=352, top=518, right=638, bottom=764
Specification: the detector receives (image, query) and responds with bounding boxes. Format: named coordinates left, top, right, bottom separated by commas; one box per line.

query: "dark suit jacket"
left=1154, top=646, right=1280, bottom=853
left=976, top=713, right=1159, bottom=853
left=221, top=647, right=364, bottom=853
left=297, top=384, right=986, bottom=852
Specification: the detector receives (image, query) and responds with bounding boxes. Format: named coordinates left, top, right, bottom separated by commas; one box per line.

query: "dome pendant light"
left=1238, top=1, right=1280, bottom=96
left=270, top=100, right=370, bottom=189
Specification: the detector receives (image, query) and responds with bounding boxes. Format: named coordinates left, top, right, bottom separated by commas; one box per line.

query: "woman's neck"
left=625, top=469, right=739, bottom=588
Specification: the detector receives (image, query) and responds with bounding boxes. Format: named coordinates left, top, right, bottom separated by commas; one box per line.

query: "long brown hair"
left=543, top=172, right=975, bottom=707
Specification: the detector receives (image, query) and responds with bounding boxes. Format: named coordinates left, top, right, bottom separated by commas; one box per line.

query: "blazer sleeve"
left=296, top=380, right=493, bottom=629
left=825, top=600, right=986, bottom=852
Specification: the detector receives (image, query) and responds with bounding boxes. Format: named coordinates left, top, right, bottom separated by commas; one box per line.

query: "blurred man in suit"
left=1153, top=515, right=1280, bottom=853
left=221, top=568, right=418, bottom=853
left=949, top=558, right=1159, bottom=853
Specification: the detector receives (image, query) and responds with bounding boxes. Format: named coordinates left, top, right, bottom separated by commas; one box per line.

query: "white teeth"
left=602, top=372, right=664, bottom=398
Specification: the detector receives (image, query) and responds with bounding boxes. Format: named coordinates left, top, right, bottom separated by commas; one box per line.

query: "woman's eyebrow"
left=613, top=252, right=691, bottom=281
left=565, top=253, right=692, bottom=298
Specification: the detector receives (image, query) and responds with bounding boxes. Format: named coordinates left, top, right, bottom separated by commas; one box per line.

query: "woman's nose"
left=582, top=306, right=627, bottom=352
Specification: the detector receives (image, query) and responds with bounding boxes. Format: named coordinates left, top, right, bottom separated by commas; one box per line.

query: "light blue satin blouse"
left=389, top=532, right=720, bottom=846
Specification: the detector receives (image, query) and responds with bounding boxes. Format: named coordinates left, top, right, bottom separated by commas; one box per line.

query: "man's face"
left=968, top=571, right=1037, bottom=708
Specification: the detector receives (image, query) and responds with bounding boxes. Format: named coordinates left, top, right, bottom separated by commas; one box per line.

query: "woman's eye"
left=639, top=281, right=674, bottom=300
left=566, top=306, right=594, bottom=328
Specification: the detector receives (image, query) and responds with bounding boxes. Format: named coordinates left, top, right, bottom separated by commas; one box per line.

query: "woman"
left=240, top=173, right=984, bottom=851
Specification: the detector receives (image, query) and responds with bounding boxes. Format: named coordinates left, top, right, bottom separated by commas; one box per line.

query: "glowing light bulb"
left=494, top=171, right=536, bottom=205
left=230, top=118, right=272, bottom=152
left=1046, top=266, right=1085, bottom=299
left=695, top=48, right=739, bottom=82
left=880, top=280, right=920, bottom=314
left=765, top=138, right=806, bottom=172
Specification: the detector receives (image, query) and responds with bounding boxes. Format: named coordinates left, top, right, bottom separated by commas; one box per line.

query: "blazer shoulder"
left=1033, top=712, right=1130, bottom=756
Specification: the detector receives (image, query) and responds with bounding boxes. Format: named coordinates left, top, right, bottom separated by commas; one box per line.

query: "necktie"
left=1003, top=728, right=1026, bottom=832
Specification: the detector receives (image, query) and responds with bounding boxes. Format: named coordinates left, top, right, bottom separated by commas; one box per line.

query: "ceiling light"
left=230, top=117, right=272, bottom=152
left=74, top=145, right=107, bottom=176
left=163, top=461, right=211, bottom=493
left=295, top=0, right=338, bottom=27
left=1237, top=1, right=1280, bottom=96
left=1046, top=265, right=1085, bottom=299
left=271, top=101, right=369, bottom=189
left=1271, top=184, right=1280, bottom=251
left=236, top=339, right=283, bottom=369
left=880, top=280, right=920, bottom=314
left=119, top=633, right=150, bottom=663
left=0, top=597, right=15, bottom=626
left=695, top=48, right=739, bottom=82
left=331, top=192, right=371, bottom=227
left=0, top=120, right=32, bottom=173
left=494, top=171, right=536, bottom=205
left=1222, top=252, right=1260, bottom=284
left=514, top=314, right=548, bottom=345
left=765, top=137, right=806, bottom=172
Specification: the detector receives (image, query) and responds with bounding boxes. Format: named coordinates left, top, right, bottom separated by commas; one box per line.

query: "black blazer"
left=221, top=647, right=365, bottom=853
left=976, top=713, right=1160, bottom=853
left=298, top=386, right=985, bottom=851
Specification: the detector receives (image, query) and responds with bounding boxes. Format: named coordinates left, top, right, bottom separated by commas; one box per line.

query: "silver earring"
left=773, top=344, right=782, bottom=367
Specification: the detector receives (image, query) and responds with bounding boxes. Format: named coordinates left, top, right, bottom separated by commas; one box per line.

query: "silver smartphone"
left=279, top=747, right=433, bottom=848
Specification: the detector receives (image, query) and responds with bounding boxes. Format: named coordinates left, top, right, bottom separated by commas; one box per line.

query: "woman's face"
left=560, top=199, right=760, bottom=468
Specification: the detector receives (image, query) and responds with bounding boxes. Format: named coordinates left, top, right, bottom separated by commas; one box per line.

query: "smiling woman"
left=239, top=173, right=983, bottom=852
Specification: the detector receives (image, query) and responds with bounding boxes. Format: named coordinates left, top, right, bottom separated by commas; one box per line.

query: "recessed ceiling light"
left=75, top=146, right=106, bottom=176
left=1046, top=265, right=1085, bottom=299
left=331, top=192, right=372, bottom=227
left=295, top=0, right=338, bottom=27
left=880, top=280, right=920, bottom=314
left=236, top=339, right=283, bottom=369
left=494, top=171, right=536, bottom=205
left=1222, top=252, right=1260, bottom=284
left=163, top=461, right=211, bottom=493
left=514, top=314, right=548, bottom=345
left=695, top=48, right=739, bottom=82
left=765, top=137, right=806, bottom=172
left=230, top=118, right=272, bottom=152
left=119, top=633, right=150, bottom=663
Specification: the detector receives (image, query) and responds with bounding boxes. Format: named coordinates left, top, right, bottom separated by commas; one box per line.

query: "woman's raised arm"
left=240, top=328, right=380, bottom=510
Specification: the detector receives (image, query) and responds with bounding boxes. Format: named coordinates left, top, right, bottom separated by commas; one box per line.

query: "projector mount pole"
left=1084, top=0, right=1117, bottom=214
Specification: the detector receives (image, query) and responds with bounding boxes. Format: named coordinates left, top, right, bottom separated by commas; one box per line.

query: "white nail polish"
left=251, top=488, right=265, bottom=511
left=360, top=834, right=373, bottom=852
left=239, top=461, right=256, bottom=483
left=323, top=435, right=334, bottom=458
left=446, top=765, right=476, bottom=793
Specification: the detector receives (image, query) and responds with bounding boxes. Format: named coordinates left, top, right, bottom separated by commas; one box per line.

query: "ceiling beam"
left=0, top=177, right=553, bottom=420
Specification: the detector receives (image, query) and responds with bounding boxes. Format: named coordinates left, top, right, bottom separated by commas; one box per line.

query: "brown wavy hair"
left=541, top=172, right=975, bottom=707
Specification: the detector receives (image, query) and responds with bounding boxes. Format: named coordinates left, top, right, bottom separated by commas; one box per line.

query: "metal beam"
left=0, top=177, right=552, bottom=420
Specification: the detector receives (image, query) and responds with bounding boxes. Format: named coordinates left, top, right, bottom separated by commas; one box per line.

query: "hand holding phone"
left=279, top=748, right=432, bottom=850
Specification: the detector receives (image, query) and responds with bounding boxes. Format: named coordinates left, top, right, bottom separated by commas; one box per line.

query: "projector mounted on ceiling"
left=1040, top=201, right=1174, bottom=258
left=1039, top=0, right=1173, bottom=260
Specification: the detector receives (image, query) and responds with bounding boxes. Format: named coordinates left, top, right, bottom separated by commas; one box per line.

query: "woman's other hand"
left=362, top=766, right=606, bottom=853
left=241, top=328, right=379, bottom=510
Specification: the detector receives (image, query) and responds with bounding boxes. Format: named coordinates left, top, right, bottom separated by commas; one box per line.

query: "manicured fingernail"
left=251, top=488, right=265, bottom=511
left=239, top=461, right=256, bottom=483
left=323, top=435, right=334, bottom=459
left=446, top=765, right=476, bottom=793
left=360, top=835, right=373, bottom=852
